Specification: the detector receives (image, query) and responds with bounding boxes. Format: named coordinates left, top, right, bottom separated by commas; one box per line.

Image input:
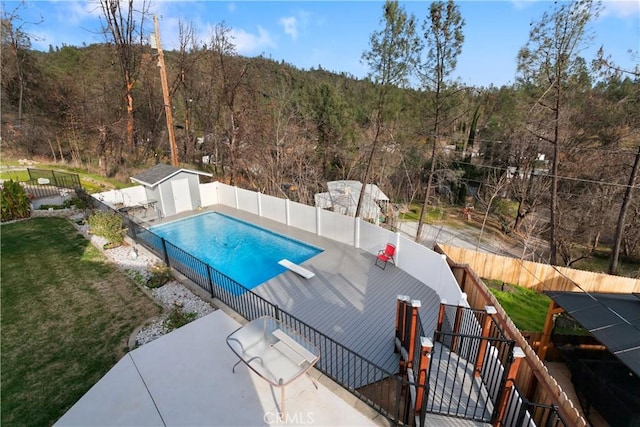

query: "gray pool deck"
left=211, top=205, right=442, bottom=375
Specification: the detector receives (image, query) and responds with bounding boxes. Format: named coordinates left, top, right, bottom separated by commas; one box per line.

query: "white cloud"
left=601, top=0, right=640, bottom=18
left=279, top=16, right=298, bottom=40
left=230, top=26, right=275, bottom=55
left=227, top=3, right=237, bottom=13
left=510, top=0, right=537, bottom=11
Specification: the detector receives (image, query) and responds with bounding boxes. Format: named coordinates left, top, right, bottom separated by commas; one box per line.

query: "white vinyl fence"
left=95, top=181, right=467, bottom=306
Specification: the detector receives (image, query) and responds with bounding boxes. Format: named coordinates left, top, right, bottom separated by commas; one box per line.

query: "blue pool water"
left=147, top=212, right=323, bottom=289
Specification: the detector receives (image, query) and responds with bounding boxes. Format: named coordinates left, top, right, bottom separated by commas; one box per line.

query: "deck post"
left=395, top=295, right=409, bottom=372
left=414, top=337, right=433, bottom=413
left=406, top=300, right=421, bottom=370
left=395, top=295, right=409, bottom=352
left=451, top=305, right=463, bottom=352
left=538, top=300, right=564, bottom=360
left=435, top=301, right=446, bottom=343
left=493, top=347, right=525, bottom=426
left=160, top=237, right=170, bottom=266
left=205, top=265, right=215, bottom=298
left=474, top=305, right=497, bottom=377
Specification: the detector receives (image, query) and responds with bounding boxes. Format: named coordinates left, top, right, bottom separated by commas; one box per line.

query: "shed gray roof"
left=130, top=164, right=212, bottom=187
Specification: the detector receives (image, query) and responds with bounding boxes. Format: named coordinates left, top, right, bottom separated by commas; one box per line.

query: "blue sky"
left=7, top=0, right=640, bottom=87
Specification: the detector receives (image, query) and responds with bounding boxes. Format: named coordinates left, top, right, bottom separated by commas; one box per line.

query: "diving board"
left=278, top=259, right=315, bottom=279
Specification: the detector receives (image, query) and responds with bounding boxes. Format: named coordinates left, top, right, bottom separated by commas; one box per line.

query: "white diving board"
left=278, top=259, right=315, bottom=279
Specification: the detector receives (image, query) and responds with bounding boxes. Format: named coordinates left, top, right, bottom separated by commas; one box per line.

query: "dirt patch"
left=482, top=278, right=518, bottom=293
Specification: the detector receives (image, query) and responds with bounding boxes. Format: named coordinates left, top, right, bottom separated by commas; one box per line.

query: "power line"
left=431, top=134, right=640, bottom=155
left=448, top=160, right=640, bottom=190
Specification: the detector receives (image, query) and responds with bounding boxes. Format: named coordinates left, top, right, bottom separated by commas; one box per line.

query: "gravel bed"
left=74, top=223, right=216, bottom=347
left=134, top=282, right=216, bottom=346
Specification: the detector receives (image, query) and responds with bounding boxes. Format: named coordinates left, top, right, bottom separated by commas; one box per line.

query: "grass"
left=484, top=279, right=551, bottom=332
left=1, top=217, right=162, bottom=427
left=398, top=204, right=445, bottom=222
left=0, top=162, right=135, bottom=193
left=571, top=249, right=640, bottom=279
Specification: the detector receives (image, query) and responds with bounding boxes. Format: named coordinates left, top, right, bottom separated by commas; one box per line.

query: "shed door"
left=171, top=178, right=192, bottom=214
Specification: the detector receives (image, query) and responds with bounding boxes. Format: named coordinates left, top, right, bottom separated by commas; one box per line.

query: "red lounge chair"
left=375, top=243, right=396, bottom=270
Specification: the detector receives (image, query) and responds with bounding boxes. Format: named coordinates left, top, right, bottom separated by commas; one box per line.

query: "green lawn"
left=484, top=279, right=551, bottom=332
left=1, top=218, right=162, bottom=427
left=398, top=205, right=445, bottom=222
left=0, top=164, right=134, bottom=193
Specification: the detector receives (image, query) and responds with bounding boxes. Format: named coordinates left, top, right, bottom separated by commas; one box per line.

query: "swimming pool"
left=147, top=212, right=323, bottom=290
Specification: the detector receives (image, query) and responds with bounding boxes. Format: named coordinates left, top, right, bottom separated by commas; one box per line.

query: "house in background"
left=314, top=180, right=389, bottom=222
left=130, top=164, right=212, bottom=218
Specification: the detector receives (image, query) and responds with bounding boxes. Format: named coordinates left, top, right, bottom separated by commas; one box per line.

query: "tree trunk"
left=514, top=200, right=527, bottom=232
left=416, top=136, right=437, bottom=242
left=549, top=84, right=562, bottom=265
left=609, top=144, right=640, bottom=274
left=56, top=137, right=65, bottom=163
left=47, top=139, right=57, bottom=163
left=355, top=109, right=383, bottom=219
left=17, top=74, right=24, bottom=123
left=126, top=87, right=134, bottom=150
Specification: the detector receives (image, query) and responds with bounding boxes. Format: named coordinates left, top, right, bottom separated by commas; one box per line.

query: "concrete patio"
left=55, top=310, right=384, bottom=426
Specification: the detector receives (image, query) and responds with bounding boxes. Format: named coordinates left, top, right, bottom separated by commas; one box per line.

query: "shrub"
left=1, top=180, right=31, bottom=222
left=38, top=198, right=87, bottom=211
left=73, top=189, right=93, bottom=210
left=63, top=197, right=87, bottom=209
left=87, top=210, right=126, bottom=246
left=146, top=262, right=172, bottom=288
left=163, top=303, right=197, bottom=332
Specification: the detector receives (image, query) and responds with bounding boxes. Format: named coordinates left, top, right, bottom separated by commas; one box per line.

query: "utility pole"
left=152, top=15, right=179, bottom=167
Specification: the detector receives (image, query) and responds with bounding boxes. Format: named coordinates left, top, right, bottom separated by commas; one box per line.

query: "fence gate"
left=24, top=168, right=82, bottom=199
left=422, top=304, right=516, bottom=423
left=394, top=302, right=517, bottom=425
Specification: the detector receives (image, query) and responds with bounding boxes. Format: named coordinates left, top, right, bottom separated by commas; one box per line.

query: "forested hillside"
left=2, top=0, right=638, bottom=273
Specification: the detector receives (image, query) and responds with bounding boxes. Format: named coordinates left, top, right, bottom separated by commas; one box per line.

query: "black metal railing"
left=424, top=304, right=518, bottom=423
left=501, top=382, right=568, bottom=427
left=23, top=168, right=82, bottom=198
left=426, top=330, right=515, bottom=422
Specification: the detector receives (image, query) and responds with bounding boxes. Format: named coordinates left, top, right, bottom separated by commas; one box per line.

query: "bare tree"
left=415, top=0, right=465, bottom=242
left=1, top=2, right=41, bottom=124
left=99, top=0, right=150, bottom=154
left=173, top=20, right=207, bottom=164
left=610, top=144, right=640, bottom=274
left=517, top=0, right=602, bottom=265
left=357, top=0, right=419, bottom=218
left=475, top=171, right=509, bottom=250
left=208, top=22, right=250, bottom=185
left=593, top=52, right=640, bottom=274
left=509, top=138, right=551, bottom=233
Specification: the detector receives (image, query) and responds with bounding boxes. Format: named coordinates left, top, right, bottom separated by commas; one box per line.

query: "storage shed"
left=130, top=164, right=212, bottom=218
